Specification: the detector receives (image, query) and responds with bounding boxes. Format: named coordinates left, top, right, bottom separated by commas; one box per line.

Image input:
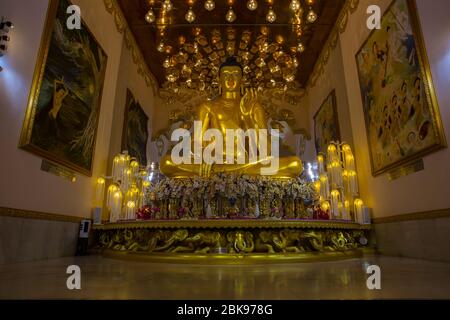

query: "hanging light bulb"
left=297, top=42, right=305, bottom=53
left=226, top=8, right=237, bottom=23
left=307, top=9, right=318, bottom=23
left=163, top=57, right=171, bottom=68
left=266, top=8, right=276, bottom=23
left=145, top=9, right=155, bottom=23
left=204, top=0, right=215, bottom=11
left=157, top=42, right=165, bottom=52
left=290, top=0, right=301, bottom=11
left=167, top=73, right=179, bottom=83
left=162, top=0, right=173, bottom=12
left=247, top=0, right=258, bottom=11
left=185, top=8, right=196, bottom=23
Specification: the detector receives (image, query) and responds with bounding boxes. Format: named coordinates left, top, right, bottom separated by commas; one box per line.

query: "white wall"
left=0, top=0, right=154, bottom=218
left=307, top=0, right=450, bottom=218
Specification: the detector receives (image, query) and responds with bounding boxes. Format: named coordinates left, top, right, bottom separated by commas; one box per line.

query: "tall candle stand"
left=316, top=141, right=366, bottom=222
left=93, top=151, right=151, bottom=223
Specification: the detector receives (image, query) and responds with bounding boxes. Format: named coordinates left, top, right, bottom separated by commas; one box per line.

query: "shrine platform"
left=92, top=219, right=374, bottom=264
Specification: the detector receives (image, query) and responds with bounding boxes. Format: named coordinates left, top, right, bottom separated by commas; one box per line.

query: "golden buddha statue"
left=160, top=57, right=303, bottom=178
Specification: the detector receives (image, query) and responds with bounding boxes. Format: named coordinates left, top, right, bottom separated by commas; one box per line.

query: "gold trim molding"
left=93, top=219, right=372, bottom=231
left=0, top=207, right=87, bottom=224
left=307, top=0, right=360, bottom=89
left=373, top=208, right=450, bottom=224
left=103, top=0, right=159, bottom=96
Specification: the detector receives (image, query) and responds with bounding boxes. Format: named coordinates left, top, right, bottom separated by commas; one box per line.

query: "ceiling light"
left=307, top=9, right=318, bottom=23
left=266, top=8, right=276, bottom=23
left=145, top=9, right=155, bottom=23
left=185, top=9, right=196, bottom=23
left=157, top=42, right=165, bottom=52
left=226, top=8, right=237, bottom=23
left=290, top=0, right=301, bottom=12
left=162, top=0, right=173, bottom=12
left=204, top=0, right=215, bottom=11
left=247, top=0, right=258, bottom=11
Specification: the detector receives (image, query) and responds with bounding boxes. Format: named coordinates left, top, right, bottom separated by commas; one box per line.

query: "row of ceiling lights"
left=145, top=0, right=317, bottom=25
left=141, top=1, right=319, bottom=92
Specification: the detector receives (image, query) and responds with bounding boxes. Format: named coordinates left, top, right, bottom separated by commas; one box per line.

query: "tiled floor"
left=0, top=255, right=449, bottom=299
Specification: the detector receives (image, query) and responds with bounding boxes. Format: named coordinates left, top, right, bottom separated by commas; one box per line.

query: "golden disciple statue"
left=160, top=57, right=303, bottom=178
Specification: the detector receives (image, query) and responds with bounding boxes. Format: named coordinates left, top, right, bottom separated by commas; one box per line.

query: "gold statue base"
left=92, top=220, right=373, bottom=264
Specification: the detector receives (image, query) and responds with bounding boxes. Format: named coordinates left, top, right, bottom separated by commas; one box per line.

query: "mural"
left=314, top=90, right=341, bottom=155
left=122, top=89, right=149, bottom=165
left=356, top=0, right=446, bottom=175
left=19, top=0, right=107, bottom=176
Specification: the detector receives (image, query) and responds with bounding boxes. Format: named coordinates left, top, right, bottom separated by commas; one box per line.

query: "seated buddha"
left=160, top=57, right=303, bottom=179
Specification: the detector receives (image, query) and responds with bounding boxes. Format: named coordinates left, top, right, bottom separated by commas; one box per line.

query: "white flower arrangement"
left=147, top=174, right=317, bottom=204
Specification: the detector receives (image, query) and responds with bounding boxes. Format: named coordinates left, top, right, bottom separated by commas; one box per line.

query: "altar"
left=92, top=219, right=372, bottom=264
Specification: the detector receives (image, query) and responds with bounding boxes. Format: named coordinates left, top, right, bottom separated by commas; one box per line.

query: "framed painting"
left=314, top=90, right=341, bottom=155
left=355, top=0, right=446, bottom=176
left=121, top=89, right=149, bottom=166
left=19, top=0, right=107, bottom=176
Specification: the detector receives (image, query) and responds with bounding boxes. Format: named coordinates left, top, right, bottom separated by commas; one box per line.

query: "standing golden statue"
left=160, top=57, right=303, bottom=178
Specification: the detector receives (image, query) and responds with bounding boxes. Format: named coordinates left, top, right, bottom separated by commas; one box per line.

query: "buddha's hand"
left=240, top=88, right=258, bottom=116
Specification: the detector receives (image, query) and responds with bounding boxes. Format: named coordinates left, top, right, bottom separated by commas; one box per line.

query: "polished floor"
left=0, top=255, right=449, bottom=299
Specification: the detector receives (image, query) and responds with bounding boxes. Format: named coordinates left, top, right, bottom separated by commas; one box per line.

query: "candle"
left=349, top=170, right=359, bottom=195
left=319, top=174, right=329, bottom=200
left=354, top=199, right=364, bottom=224
left=126, top=200, right=136, bottom=220
left=327, top=144, right=339, bottom=163
left=122, top=168, right=132, bottom=191
left=142, top=180, right=151, bottom=193
left=330, top=189, right=340, bottom=219
left=320, top=200, right=330, bottom=213
left=342, top=144, right=355, bottom=171
left=118, top=153, right=128, bottom=183
left=138, top=191, right=145, bottom=209
left=344, top=200, right=350, bottom=218
left=314, top=180, right=321, bottom=196
left=112, top=156, right=121, bottom=182
left=130, top=160, right=140, bottom=186
left=317, top=154, right=325, bottom=175
left=106, top=183, right=118, bottom=209
left=331, top=160, right=343, bottom=188
left=95, top=177, right=105, bottom=207
left=110, top=190, right=123, bottom=222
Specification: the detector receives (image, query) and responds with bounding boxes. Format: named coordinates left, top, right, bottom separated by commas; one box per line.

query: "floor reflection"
left=0, top=255, right=449, bottom=299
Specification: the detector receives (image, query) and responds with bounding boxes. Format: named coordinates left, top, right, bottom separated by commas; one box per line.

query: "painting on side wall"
left=19, top=0, right=107, bottom=176
left=355, top=0, right=446, bottom=176
left=121, top=89, right=149, bottom=166
left=314, top=90, right=341, bottom=155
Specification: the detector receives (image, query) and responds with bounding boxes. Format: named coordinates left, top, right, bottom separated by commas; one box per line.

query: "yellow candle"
left=126, top=200, right=136, bottom=220
left=95, top=177, right=105, bottom=207
left=354, top=199, right=364, bottom=223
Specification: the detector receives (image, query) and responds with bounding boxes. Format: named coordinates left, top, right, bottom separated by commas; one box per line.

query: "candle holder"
left=315, top=141, right=365, bottom=222
left=94, top=151, right=152, bottom=223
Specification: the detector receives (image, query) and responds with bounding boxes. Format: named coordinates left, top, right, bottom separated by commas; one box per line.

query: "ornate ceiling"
left=117, top=0, right=345, bottom=92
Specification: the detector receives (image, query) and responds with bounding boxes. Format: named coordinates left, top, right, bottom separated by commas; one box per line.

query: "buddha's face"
left=220, top=66, right=242, bottom=92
